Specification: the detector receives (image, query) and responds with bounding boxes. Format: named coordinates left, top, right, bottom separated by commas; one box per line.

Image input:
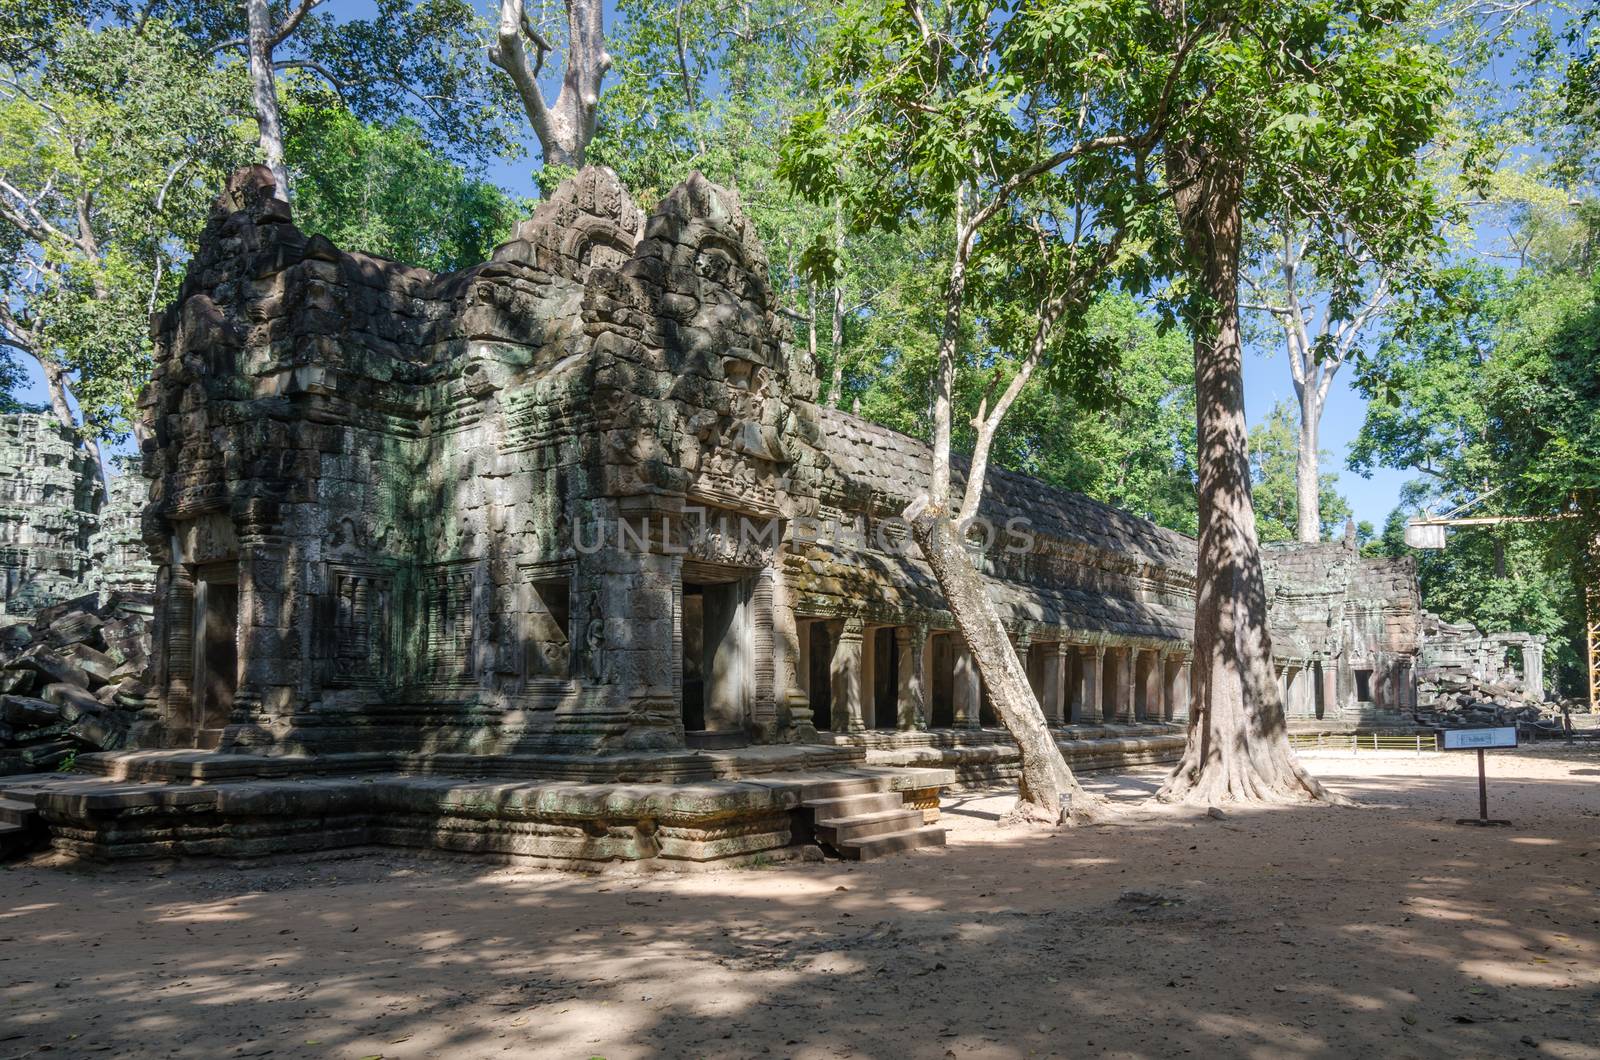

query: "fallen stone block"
left=8, top=645, right=91, bottom=690
left=61, top=643, right=118, bottom=685
left=68, top=714, right=126, bottom=751
left=0, top=669, right=36, bottom=696
left=31, top=593, right=99, bottom=630
left=45, top=610, right=104, bottom=649
left=0, top=694, right=62, bottom=727
left=41, top=683, right=105, bottom=721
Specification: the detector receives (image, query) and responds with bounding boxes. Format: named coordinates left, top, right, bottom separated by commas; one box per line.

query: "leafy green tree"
left=0, top=19, right=249, bottom=474
left=781, top=0, right=1241, bottom=824
left=981, top=293, right=1200, bottom=535
left=1154, top=0, right=1447, bottom=805
left=1247, top=400, right=1352, bottom=543
left=283, top=95, right=528, bottom=271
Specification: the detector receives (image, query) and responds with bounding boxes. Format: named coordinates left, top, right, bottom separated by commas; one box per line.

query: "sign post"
left=1440, top=727, right=1516, bottom=827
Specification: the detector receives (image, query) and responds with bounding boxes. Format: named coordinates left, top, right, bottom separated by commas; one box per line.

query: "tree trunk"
left=908, top=504, right=1105, bottom=824
left=1295, top=387, right=1321, bottom=542
left=489, top=0, right=611, bottom=170
left=1156, top=138, right=1342, bottom=807
left=246, top=0, right=289, bottom=197
left=827, top=200, right=846, bottom=409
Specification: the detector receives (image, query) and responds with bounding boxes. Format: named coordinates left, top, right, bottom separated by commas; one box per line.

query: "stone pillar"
left=1139, top=649, right=1161, bottom=723
left=1080, top=645, right=1104, bottom=724
left=1320, top=662, right=1338, bottom=722
left=1161, top=651, right=1183, bottom=722
left=897, top=625, right=927, bottom=730
left=830, top=617, right=866, bottom=732
left=1174, top=655, right=1192, bottom=722
left=1114, top=646, right=1136, bottom=723
left=860, top=624, right=878, bottom=728
left=1041, top=641, right=1067, bottom=725
left=1522, top=642, right=1545, bottom=699
left=953, top=638, right=980, bottom=728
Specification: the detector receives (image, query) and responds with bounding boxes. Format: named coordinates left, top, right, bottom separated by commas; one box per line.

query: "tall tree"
left=148, top=0, right=511, bottom=195
left=283, top=93, right=528, bottom=271
left=1242, top=222, right=1398, bottom=542
left=487, top=0, right=610, bottom=168
left=0, top=18, right=248, bottom=476
left=783, top=0, right=1205, bottom=823
left=1154, top=0, right=1447, bottom=805
left=1247, top=400, right=1353, bottom=543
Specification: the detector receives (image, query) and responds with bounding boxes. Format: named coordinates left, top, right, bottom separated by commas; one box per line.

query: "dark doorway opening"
left=1354, top=667, right=1373, bottom=704
left=196, top=573, right=238, bottom=748
left=808, top=620, right=833, bottom=732
left=872, top=627, right=899, bottom=730
left=929, top=634, right=954, bottom=728
left=681, top=584, right=706, bottom=731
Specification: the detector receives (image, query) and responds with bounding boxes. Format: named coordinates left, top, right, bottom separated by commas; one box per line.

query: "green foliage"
left=1246, top=400, right=1352, bottom=543
left=142, top=0, right=515, bottom=165
left=283, top=95, right=529, bottom=272
left=0, top=17, right=251, bottom=437
left=1353, top=209, right=1600, bottom=694
left=988, top=294, right=1200, bottom=534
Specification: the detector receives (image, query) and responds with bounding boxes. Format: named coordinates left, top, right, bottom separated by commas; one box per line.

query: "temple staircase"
left=799, top=775, right=945, bottom=861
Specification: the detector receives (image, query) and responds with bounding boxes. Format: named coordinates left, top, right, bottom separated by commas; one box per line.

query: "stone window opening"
left=525, top=577, right=572, bottom=679
left=1354, top=667, right=1374, bottom=704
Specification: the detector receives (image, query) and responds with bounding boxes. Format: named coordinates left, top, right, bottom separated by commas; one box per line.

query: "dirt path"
left=3, top=747, right=1599, bottom=1059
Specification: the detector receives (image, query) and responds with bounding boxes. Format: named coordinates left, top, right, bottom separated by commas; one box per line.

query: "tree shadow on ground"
left=2, top=753, right=1598, bottom=1059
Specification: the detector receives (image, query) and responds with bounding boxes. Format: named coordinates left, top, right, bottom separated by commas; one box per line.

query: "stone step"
left=815, top=807, right=925, bottom=845
left=684, top=730, right=749, bottom=751
left=795, top=775, right=892, bottom=801
left=838, top=824, right=947, bottom=861
left=0, top=796, right=34, bottom=826
left=0, top=818, right=43, bottom=859
left=804, top=791, right=902, bottom=819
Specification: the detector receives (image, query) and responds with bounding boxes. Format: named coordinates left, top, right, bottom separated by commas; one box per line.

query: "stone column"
left=1114, top=646, right=1136, bottom=723
left=1139, top=648, right=1161, bottom=722
left=1041, top=641, right=1067, bottom=725
left=1522, top=642, right=1545, bottom=699
left=1161, top=651, right=1183, bottom=722
left=1320, top=661, right=1338, bottom=721
left=1080, top=645, right=1104, bottom=724
left=1173, top=655, right=1192, bottom=722
left=953, top=638, right=980, bottom=728
left=897, top=625, right=927, bottom=730
left=830, top=617, right=866, bottom=732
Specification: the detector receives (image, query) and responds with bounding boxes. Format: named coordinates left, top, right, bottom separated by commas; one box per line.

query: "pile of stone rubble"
left=0, top=592, right=155, bottom=775
left=1413, top=664, right=1563, bottom=732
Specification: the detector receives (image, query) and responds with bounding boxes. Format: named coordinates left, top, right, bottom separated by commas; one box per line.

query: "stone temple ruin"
left=0, top=165, right=1551, bottom=866
left=0, top=417, right=154, bottom=614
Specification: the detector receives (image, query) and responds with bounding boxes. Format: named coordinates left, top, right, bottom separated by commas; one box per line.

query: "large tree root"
left=1155, top=737, right=1353, bottom=808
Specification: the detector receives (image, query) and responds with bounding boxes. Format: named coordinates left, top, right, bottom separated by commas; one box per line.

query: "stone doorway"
left=928, top=633, right=955, bottom=727
left=807, top=620, right=834, bottom=732
left=193, top=566, right=238, bottom=749
left=680, top=574, right=752, bottom=739
left=871, top=627, right=899, bottom=730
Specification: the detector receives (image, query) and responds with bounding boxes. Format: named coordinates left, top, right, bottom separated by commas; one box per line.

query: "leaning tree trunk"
left=909, top=504, right=1105, bottom=824
left=1156, top=140, right=1341, bottom=806
left=245, top=0, right=289, bottom=197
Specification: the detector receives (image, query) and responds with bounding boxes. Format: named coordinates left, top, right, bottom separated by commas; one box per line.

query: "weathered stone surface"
left=129, top=163, right=1542, bottom=772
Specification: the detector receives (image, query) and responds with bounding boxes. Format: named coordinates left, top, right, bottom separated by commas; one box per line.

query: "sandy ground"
left=3, top=747, right=1599, bottom=1060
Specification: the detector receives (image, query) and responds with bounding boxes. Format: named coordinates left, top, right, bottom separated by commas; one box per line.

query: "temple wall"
left=0, top=414, right=100, bottom=614
left=139, top=164, right=1441, bottom=755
